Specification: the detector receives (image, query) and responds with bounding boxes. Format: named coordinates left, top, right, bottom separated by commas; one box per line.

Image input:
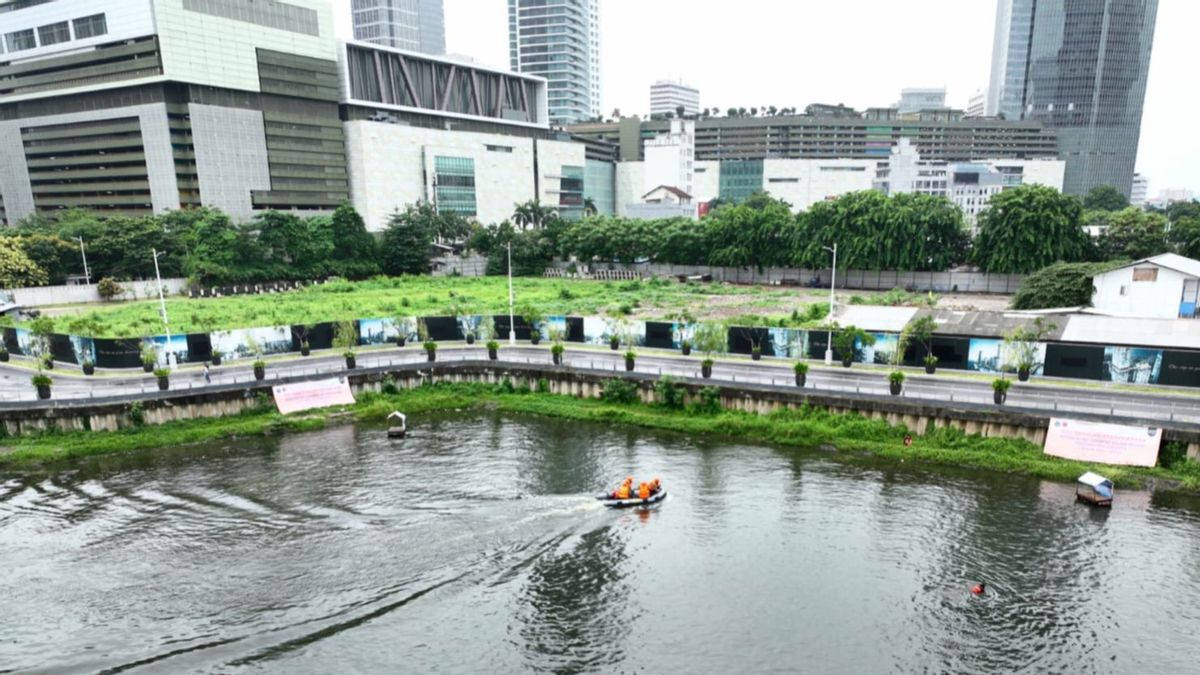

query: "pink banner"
left=273, top=377, right=356, bottom=415
left=1043, top=418, right=1162, bottom=467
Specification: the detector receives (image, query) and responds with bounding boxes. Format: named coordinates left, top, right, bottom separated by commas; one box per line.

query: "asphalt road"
left=2, top=345, right=1199, bottom=426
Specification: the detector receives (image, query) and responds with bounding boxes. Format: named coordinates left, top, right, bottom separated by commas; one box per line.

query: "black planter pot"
left=994, top=390, right=1007, bottom=405
left=702, top=363, right=713, bottom=378
left=795, top=372, right=806, bottom=387
left=301, top=345, right=311, bottom=356
left=890, top=381, right=902, bottom=396
left=345, top=355, right=356, bottom=369
left=396, top=337, right=406, bottom=348
left=83, top=362, right=95, bottom=376
left=530, top=335, right=541, bottom=346
left=254, top=365, right=265, bottom=380
left=1018, top=367, right=1030, bottom=382
left=625, top=357, right=635, bottom=371
left=842, top=358, right=853, bottom=368
left=553, top=353, right=562, bottom=365
left=752, top=351, right=762, bottom=361
left=143, top=362, right=154, bottom=373
left=426, top=351, right=437, bottom=362
left=610, top=339, right=619, bottom=351
left=0, top=351, right=8, bottom=362
left=211, top=354, right=222, bottom=366
left=157, top=376, right=169, bottom=391
left=681, top=344, right=692, bottom=356
left=925, top=364, right=936, bottom=375
left=488, top=348, right=498, bottom=360
left=36, top=384, right=51, bottom=400
left=467, top=334, right=475, bottom=345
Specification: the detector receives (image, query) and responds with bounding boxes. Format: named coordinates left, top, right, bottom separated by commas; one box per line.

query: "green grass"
left=5, top=382, right=1198, bottom=492
left=40, top=276, right=834, bottom=338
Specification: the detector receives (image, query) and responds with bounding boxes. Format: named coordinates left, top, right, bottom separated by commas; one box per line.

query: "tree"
left=1083, top=184, right=1129, bottom=212
left=582, top=197, right=598, bottom=217
left=171, top=208, right=240, bottom=283
left=328, top=203, right=380, bottom=278
left=512, top=199, right=557, bottom=230
left=1010, top=261, right=1125, bottom=310
left=13, top=233, right=77, bottom=284
left=971, top=185, right=1090, bottom=273
left=1168, top=216, right=1200, bottom=259
left=704, top=195, right=798, bottom=268
left=0, top=238, right=48, bottom=287
left=675, top=104, right=685, bottom=118
left=1096, top=207, right=1169, bottom=260
left=379, top=204, right=438, bottom=275
left=904, top=315, right=938, bottom=361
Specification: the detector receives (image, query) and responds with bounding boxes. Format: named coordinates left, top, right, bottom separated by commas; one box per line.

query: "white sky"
left=331, top=0, right=1199, bottom=196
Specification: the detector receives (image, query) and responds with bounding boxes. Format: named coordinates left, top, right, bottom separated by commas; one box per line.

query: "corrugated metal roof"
left=1100, top=253, right=1200, bottom=279
left=1059, top=314, right=1200, bottom=349
left=922, top=309, right=1067, bottom=339
left=831, top=305, right=917, bottom=332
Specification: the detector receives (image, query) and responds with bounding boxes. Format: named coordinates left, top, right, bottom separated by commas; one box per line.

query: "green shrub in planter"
left=82, top=359, right=95, bottom=375
left=793, top=361, right=808, bottom=386
left=551, top=342, right=565, bottom=365
left=888, top=370, right=905, bottom=395
left=154, top=367, right=171, bottom=391
left=992, top=377, right=1012, bottom=404
left=424, top=340, right=438, bottom=362
left=486, top=339, right=499, bottom=360
left=32, top=372, right=52, bottom=399
left=253, top=359, right=266, bottom=380
left=923, top=354, right=938, bottom=374
left=624, top=350, right=637, bottom=371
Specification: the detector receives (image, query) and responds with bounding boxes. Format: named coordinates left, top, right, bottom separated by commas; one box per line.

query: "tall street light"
left=77, top=236, right=91, bottom=287
left=507, top=241, right=516, bottom=345
left=152, top=248, right=174, bottom=367
left=823, top=243, right=837, bottom=365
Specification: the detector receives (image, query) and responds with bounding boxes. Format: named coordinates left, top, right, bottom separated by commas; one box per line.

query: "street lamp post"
left=823, top=243, right=838, bottom=365
left=507, top=241, right=516, bottom=345
left=152, top=248, right=174, bottom=367
left=77, top=236, right=91, bottom=287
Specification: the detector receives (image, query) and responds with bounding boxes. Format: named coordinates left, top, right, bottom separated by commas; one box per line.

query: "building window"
left=5, top=29, right=36, bottom=52
left=485, top=144, right=513, bottom=153
left=434, top=156, right=476, bottom=217
left=768, top=177, right=799, bottom=183
left=72, top=14, right=107, bottom=40
left=1132, top=268, right=1158, bottom=282
left=37, top=22, right=70, bottom=46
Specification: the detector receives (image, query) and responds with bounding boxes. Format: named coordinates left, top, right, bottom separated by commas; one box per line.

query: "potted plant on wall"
left=29, top=316, right=55, bottom=370
left=418, top=318, right=437, bottom=362
left=0, top=315, right=12, bottom=362
left=1004, top=317, right=1055, bottom=382
left=334, top=320, right=357, bottom=369
left=624, top=348, right=637, bottom=371
left=521, top=305, right=544, bottom=345
left=211, top=349, right=223, bottom=366
left=669, top=310, right=696, bottom=356
left=905, top=315, right=939, bottom=374
left=32, top=371, right=52, bottom=400
left=693, top=321, right=727, bottom=379
left=154, top=366, right=171, bottom=391
left=992, top=377, right=1012, bottom=404
left=67, top=314, right=102, bottom=375
left=794, top=361, right=809, bottom=387
left=447, top=300, right=476, bottom=345
left=140, top=344, right=157, bottom=373
left=299, top=323, right=314, bottom=356
left=549, top=327, right=566, bottom=365
left=253, top=358, right=266, bottom=380
left=40, top=353, right=54, bottom=371
left=605, top=313, right=626, bottom=351
left=888, top=370, right=905, bottom=395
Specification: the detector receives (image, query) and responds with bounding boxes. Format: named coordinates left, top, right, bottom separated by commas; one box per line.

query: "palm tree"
left=583, top=197, right=598, bottom=217
left=512, top=199, right=556, bottom=230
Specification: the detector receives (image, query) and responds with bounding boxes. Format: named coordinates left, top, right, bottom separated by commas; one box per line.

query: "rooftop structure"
left=650, top=80, right=699, bottom=117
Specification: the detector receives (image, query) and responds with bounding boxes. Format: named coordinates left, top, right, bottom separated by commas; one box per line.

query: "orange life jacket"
left=616, top=484, right=631, bottom=499
left=638, top=482, right=651, bottom=499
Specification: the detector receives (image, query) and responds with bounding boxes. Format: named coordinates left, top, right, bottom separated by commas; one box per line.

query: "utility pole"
left=507, top=241, right=516, bottom=345
left=152, top=248, right=173, bottom=367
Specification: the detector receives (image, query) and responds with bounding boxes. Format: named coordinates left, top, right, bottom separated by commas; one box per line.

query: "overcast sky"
left=332, top=0, right=1199, bottom=196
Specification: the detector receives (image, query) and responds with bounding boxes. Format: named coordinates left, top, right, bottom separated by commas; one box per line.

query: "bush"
left=793, top=361, right=809, bottom=374
left=153, top=367, right=171, bottom=378
left=888, top=370, right=905, bottom=384
left=31, top=373, right=52, bottom=387
left=128, top=401, right=146, bottom=427
left=602, top=378, right=638, bottom=404
left=1011, top=261, right=1126, bottom=310
left=536, top=378, right=550, bottom=393
left=655, top=375, right=685, bottom=409
left=381, top=374, right=399, bottom=394
left=992, top=378, right=1012, bottom=392
left=97, top=277, right=123, bottom=301
left=691, top=385, right=722, bottom=414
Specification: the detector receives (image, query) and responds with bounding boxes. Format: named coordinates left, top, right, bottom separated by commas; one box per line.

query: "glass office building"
left=987, top=0, right=1158, bottom=197
left=434, top=156, right=476, bottom=216
left=507, top=0, right=600, bottom=125
left=351, top=0, right=445, bottom=55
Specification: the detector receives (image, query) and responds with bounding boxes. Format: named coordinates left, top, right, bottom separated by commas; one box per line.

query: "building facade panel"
left=188, top=103, right=272, bottom=223
left=535, top=137, right=587, bottom=218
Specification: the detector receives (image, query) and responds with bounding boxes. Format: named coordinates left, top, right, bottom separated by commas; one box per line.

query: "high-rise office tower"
left=986, top=0, right=1158, bottom=197
left=351, top=0, right=445, bottom=54
left=508, top=0, right=600, bottom=125
left=650, top=80, right=699, bottom=117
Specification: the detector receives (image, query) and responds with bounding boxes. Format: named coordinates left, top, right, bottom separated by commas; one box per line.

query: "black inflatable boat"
left=596, top=489, right=667, bottom=508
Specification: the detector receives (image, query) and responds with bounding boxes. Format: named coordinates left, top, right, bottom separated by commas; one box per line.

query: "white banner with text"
left=1043, top=418, right=1161, bottom=467
left=273, top=377, right=355, bottom=415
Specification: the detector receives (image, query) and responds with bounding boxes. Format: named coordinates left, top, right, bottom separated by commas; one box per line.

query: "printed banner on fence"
left=1043, top=417, right=1162, bottom=467
left=273, top=377, right=355, bottom=415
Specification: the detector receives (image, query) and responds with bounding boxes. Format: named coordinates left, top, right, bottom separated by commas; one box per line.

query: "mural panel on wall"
left=212, top=326, right=292, bottom=361
left=1102, top=346, right=1163, bottom=384
left=145, top=335, right=190, bottom=366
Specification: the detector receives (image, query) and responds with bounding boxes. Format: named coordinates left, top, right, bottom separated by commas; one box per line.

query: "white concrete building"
left=965, top=89, right=987, bottom=118
left=650, top=80, right=699, bottom=117
left=1091, top=254, right=1200, bottom=320
left=625, top=185, right=696, bottom=220
left=642, top=119, right=694, bottom=197
left=1131, top=174, right=1149, bottom=207
left=895, top=87, right=946, bottom=114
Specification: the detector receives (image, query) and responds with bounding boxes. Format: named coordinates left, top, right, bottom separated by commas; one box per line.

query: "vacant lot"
left=38, top=276, right=1010, bottom=337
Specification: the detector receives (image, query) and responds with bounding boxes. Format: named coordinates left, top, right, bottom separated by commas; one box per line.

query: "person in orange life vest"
left=971, top=582, right=986, bottom=595
left=650, top=478, right=661, bottom=494
left=615, top=481, right=632, bottom=499
left=638, top=482, right=651, bottom=499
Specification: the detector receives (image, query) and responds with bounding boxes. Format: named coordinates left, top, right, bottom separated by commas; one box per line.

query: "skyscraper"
left=650, top=80, right=699, bottom=117
left=352, top=0, right=445, bottom=55
left=508, top=0, right=600, bottom=125
left=986, top=0, right=1158, bottom=197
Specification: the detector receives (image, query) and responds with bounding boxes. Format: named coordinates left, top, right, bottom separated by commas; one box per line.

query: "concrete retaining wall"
left=6, top=278, right=188, bottom=307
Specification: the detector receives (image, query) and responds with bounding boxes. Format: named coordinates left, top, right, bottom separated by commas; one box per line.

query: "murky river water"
left=3, top=412, right=1200, bottom=673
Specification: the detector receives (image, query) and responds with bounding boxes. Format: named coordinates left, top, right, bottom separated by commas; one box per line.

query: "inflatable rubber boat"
left=596, top=489, right=667, bottom=508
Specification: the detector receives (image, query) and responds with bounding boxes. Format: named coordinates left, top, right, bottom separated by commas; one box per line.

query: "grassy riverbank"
left=3, top=383, right=1197, bottom=491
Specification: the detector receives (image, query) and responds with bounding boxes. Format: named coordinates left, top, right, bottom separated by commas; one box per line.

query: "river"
left=3, top=412, right=1200, bottom=673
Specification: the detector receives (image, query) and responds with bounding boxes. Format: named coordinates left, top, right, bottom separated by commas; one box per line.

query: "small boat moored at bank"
left=1076, top=471, right=1113, bottom=507
left=387, top=411, right=407, bottom=438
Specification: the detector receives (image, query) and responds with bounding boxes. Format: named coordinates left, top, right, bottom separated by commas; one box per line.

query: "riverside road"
left=1, top=346, right=1198, bottom=425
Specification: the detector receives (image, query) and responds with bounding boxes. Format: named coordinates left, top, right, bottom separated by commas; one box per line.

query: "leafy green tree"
left=1165, top=200, right=1200, bottom=225
left=1096, top=207, right=1169, bottom=260
left=972, top=185, right=1090, bottom=273
left=252, top=211, right=335, bottom=279
left=1010, top=261, right=1126, bottom=310
left=13, top=233, right=77, bottom=284
left=1168, top=217, right=1200, bottom=259
left=0, top=238, right=48, bottom=287
left=379, top=204, right=437, bottom=275
left=656, top=217, right=708, bottom=264
left=1082, top=184, right=1129, bottom=212
left=512, top=199, right=557, bottom=230
left=704, top=195, right=797, bottom=268
left=329, top=203, right=380, bottom=278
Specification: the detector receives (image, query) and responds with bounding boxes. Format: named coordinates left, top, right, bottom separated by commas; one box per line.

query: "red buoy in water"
left=971, top=582, right=986, bottom=595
